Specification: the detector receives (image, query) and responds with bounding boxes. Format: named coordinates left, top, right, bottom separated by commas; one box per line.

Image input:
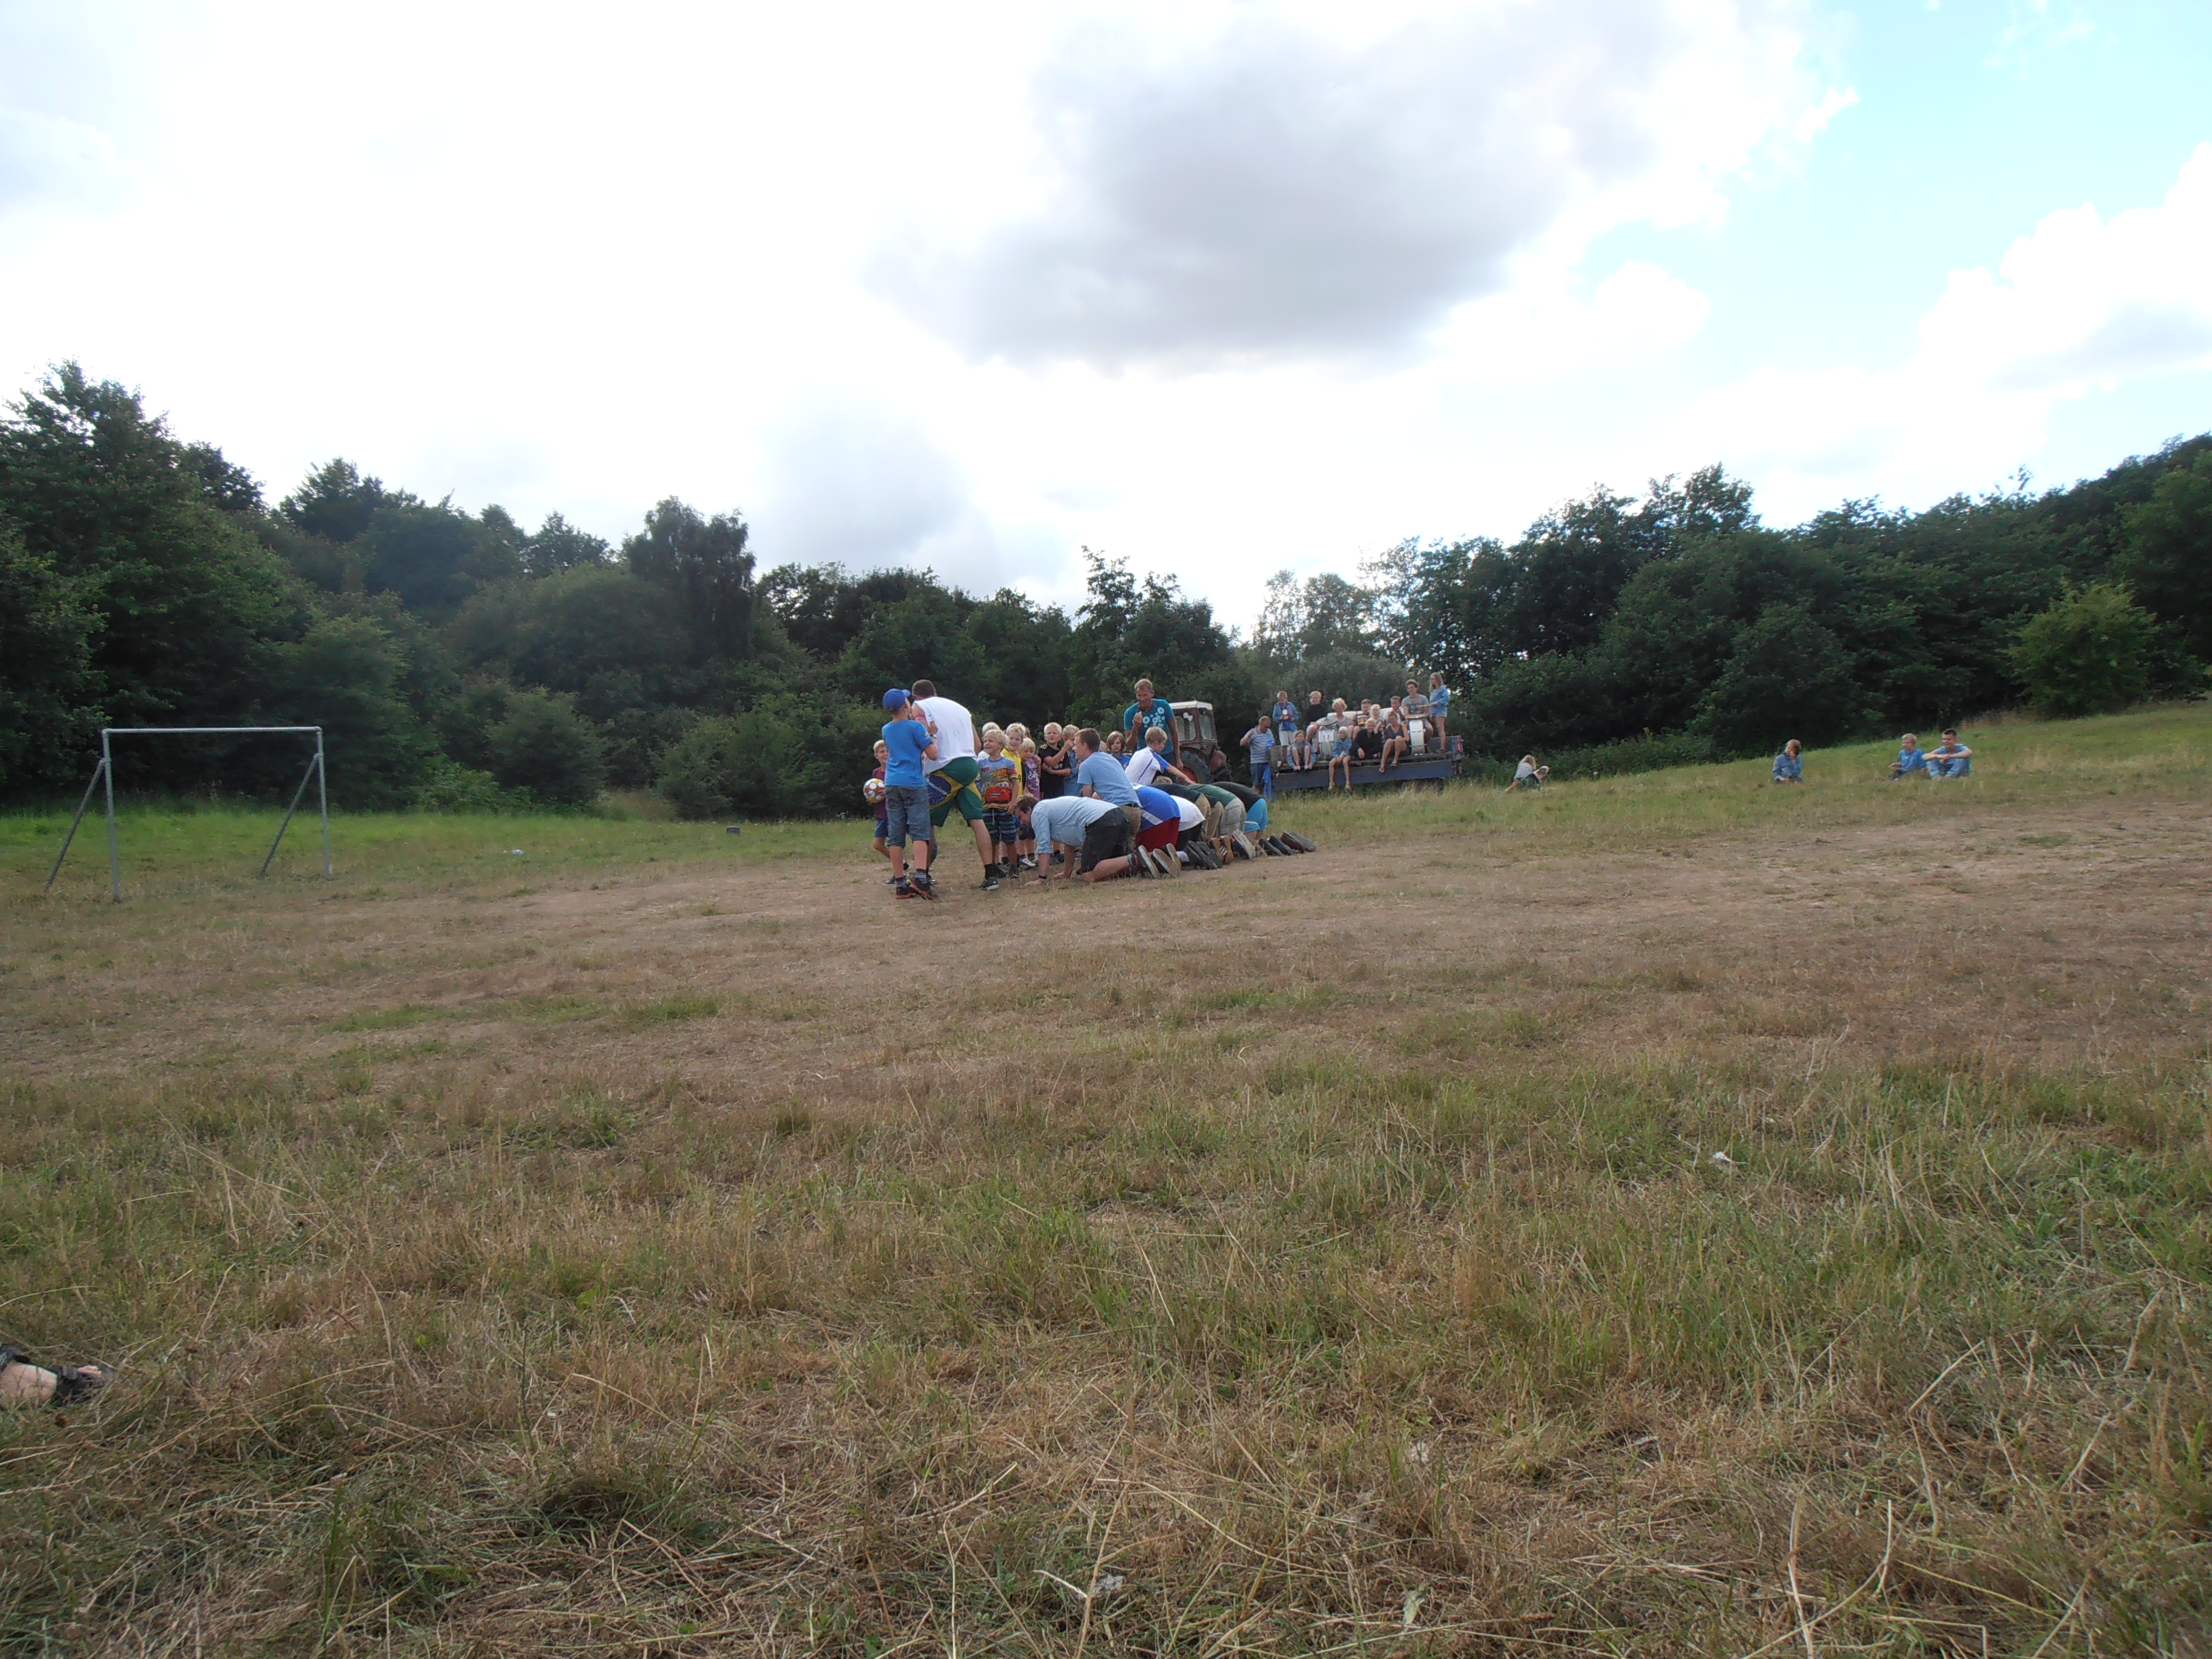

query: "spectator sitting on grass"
left=1928, top=729, right=1974, bottom=778
left=1021, top=791, right=1135, bottom=885
left=1773, top=739, right=1804, bottom=783
left=1126, top=724, right=1193, bottom=790
left=1891, top=733, right=1929, bottom=778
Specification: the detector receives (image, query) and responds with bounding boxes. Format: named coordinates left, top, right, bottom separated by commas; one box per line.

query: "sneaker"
left=893, top=879, right=920, bottom=898
left=980, top=872, right=1000, bottom=891
left=1017, top=856, right=1036, bottom=871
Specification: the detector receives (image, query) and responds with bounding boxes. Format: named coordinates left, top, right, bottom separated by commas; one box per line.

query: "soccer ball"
left=863, top=777, right=888, bottom=804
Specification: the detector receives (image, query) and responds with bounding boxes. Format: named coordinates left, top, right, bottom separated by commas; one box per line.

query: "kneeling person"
left=1024, top=792, right=1136, bottom=884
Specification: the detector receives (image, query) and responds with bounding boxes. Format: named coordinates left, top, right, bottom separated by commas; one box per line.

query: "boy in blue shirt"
left=1890, top=733, right=1929, bottom=779
left=879, top=689, right=938, bottom=898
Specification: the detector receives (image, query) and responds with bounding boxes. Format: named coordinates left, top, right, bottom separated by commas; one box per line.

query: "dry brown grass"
left=3, top=708, right=2210, bottom=1655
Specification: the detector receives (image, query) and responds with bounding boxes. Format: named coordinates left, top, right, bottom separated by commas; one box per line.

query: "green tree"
left=2008, top=583, right=2160, bottom=717
left=624, top=499, right=758, bottom=661
left=261, top=613, right=440, bottom=805
left=519, top=512, right=612, bottom=578
left=2115, top=447, right=2212, bottom=659
left=1699, top=603, right=1865, bottom=754
left=0, top=364, right=306, bottom=738
left=484, top=688, right=606, bottom=805
left=657, top=695, right=875, bottom=820
left=281, top=459, right=400, bottom=544
left=837, top=583, right=984, bottom=702
left=0, top=514, right=100, bottom=792
left=357, top=499, right=521, bottom=617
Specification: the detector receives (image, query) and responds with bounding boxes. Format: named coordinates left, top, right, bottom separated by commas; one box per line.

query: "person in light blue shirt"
left=1240, top=714, right=1275, bottom=795
left=1926, top=729, right=1974, bottom=778
left=1075, top=736, right=1137, bottom=805
left=1425, top=673, right=1451, bottom=738
left=1772, top=739, right=1803, bottom=783
left=1242, top=795, right=1270, bottom=837
left=1071, top=726, right=1143, bottom=845
left=1890, top=734, right=1929, bottom=778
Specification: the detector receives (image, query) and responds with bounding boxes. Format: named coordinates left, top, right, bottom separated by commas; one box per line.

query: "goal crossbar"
left=45, top=726, right=331, bottom=902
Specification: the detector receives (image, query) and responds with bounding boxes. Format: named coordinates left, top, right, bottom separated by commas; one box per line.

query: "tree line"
left=2, top=364, right=2205, bottom=818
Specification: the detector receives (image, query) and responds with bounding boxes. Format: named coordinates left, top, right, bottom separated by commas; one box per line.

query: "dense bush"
left=2008, top=583, right=2161, bottom=718
left=484, top=689, right=606, bottom=806
left=658, top=696, right=878, bottom=821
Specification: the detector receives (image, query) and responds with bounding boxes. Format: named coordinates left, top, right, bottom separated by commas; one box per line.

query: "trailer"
left=1270, top=730, right=1464, bottom=793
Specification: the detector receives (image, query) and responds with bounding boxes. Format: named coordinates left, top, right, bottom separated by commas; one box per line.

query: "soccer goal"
left=44, top=726, right=332, bottom=902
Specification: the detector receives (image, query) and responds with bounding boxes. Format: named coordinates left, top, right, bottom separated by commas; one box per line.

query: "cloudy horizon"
left=3, top=0, right=2207, bottom=630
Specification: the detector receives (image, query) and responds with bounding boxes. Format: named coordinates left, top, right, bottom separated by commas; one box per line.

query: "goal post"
left=44, top=726, right=331, bottom=902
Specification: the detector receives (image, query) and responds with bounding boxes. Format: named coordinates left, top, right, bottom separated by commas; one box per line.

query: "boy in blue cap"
left=880, top=689, right=939, bottom=898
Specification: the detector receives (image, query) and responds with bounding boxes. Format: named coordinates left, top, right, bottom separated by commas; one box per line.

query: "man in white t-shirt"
left=911, top=678, right=1000, bottom=890
left=1124, top=725, right=1194, bottom=791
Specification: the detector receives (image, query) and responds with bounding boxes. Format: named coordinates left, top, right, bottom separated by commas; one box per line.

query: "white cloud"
left=1682, top=142, right=2212, bottom=512
left=878, top=0, right=1835, bottom=369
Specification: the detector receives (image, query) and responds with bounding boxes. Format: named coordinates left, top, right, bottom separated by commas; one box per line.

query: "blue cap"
left=882, top=688, right=909, bottom=711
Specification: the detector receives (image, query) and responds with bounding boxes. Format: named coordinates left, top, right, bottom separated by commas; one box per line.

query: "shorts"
left=1136, top=818, right=1180, bottom=853
left=929, top=756, right=986, bottom=826
left=873, top=812, right=888, bottom=839
left=983, top=807, right=1020, bottom=845
left=881, top=784, right=933, bottom=848
left=1078, top=811, right=1130, bottom=873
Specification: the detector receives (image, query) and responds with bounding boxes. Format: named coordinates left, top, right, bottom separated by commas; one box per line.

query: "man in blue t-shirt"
left=1070, top=725, right=1142, bottom=837
left=878, top=690, right=939, bottom=898
left=1122, top=679, right=1174, bottom=748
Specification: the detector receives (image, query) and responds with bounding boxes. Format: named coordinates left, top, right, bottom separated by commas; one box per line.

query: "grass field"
left=4, top=706, right=2210, bottom=1656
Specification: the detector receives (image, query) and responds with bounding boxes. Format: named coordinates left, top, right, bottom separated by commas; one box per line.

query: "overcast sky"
left=3, top=1, right=2208, bottom=626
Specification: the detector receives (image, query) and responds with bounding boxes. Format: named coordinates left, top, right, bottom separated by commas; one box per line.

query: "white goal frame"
left=44, top=726, right=331, bottom=902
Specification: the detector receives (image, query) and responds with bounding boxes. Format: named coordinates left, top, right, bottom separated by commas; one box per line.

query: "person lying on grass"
left=1507, top=755, right=1549, bottom=791
left=1, top=1345, right=109, bottom=1408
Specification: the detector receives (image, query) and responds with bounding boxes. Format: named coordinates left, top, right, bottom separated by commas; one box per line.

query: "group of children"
left=1239, top=674, right=1454, bottom=791
left=869, top=682, right=1306, bottom=900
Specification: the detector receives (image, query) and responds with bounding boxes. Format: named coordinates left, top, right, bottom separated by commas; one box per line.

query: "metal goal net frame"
left=44, top=726, right=331, bottom=902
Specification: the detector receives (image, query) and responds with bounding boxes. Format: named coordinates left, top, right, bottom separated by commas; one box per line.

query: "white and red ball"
left=863, top=777, right=888, bottom=805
